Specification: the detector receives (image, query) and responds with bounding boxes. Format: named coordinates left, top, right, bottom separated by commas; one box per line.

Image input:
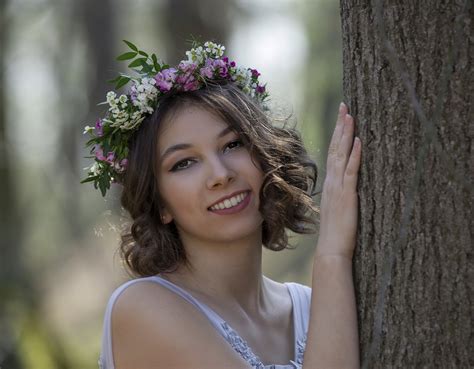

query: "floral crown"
left=81, top=39, right=269, bottom=197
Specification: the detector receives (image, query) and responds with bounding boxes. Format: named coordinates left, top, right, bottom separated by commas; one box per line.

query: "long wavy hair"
left=119, top=81, right=319, bottom=277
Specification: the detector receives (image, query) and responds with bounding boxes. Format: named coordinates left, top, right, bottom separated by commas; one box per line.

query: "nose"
left=206, top=156, right=236, bottom=189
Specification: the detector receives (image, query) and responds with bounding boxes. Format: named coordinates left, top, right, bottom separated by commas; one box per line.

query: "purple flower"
left=175, top=61, right=200, bottom=91
left=120, top=158, right=128, bottom=168
left=212, top=59, right=229, bottom=78
left=183, top=79, right=200, bottom=91
left=176, top=73, right=199, bottom=91
left=154, top=68, right=177, bottom=92
left=250, top=69, right=260, bottom=78
left=200, top=65, right=214, bottom=78
left=256, top=84, right=266, bottom=94
left=95, top=119, right=103, bottom=137
left=178, top=61, right=197, bottom=74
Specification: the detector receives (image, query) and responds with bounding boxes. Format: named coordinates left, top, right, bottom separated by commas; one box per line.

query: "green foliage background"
left=0, top=0, right=341, bottom=367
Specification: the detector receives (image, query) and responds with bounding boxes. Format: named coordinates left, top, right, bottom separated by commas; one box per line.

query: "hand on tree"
left=316, top=102, right=361, bottom=260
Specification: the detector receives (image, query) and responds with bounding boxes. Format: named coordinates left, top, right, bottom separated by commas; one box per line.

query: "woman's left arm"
left=302, top=102, right=361, bottom=369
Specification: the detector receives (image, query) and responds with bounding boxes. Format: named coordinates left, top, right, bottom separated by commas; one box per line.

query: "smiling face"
left=156, top=104, right=265, bottom=245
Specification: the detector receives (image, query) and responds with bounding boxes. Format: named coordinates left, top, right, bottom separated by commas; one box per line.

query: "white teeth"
left=210, top=192, right=247, bottom=211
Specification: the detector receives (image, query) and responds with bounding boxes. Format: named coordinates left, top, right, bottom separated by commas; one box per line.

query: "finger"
left=327, top=103, right=348, bottom=172
left=333, top=113, right=355, bottom=182
left=343, top=137, right=362, bottom=190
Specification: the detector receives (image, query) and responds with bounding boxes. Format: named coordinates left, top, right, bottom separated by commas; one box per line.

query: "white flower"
left=89, top=162, right=102, bottom=176
left=186, top=45, right=207, bottom=64
left=203, top=41, right=225, bottom=57
left=119, top=94, right=128, bottom=103
left=83, top=125, right=95, bottom=135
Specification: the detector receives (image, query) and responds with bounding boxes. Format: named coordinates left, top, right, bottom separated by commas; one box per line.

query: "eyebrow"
left=160, top=126, right=235, bottom=163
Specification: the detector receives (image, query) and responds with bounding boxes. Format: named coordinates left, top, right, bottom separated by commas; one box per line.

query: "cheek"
left=159, top=176, right=200, bottom=214
left=244, top=153, right=264, bottom=184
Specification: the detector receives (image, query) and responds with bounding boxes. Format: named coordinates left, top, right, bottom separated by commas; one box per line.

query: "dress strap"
left=285, top=282, right=311, bottom=339
left=149, top=275, right=227, bottom=332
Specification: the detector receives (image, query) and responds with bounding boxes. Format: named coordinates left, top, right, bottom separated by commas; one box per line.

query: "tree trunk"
left=340, top=1, right=473, bottom=368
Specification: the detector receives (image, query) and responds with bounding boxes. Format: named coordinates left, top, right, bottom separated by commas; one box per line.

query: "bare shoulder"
left=111, top=280, right=252, bottom=369
left=264, top=276, right=292, bottom=301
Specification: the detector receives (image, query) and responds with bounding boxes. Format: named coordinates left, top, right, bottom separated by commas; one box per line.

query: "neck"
left=161, top=229, right=271, bottom=318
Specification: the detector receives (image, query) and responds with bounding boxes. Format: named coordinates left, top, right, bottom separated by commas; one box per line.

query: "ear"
left=160, top=206, right=173, bottom=224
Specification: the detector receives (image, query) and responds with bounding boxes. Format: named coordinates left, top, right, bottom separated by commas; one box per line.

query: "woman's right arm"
left=111, top=281, right=253, bottom=369
left=302, top=102, right=361, bottom=369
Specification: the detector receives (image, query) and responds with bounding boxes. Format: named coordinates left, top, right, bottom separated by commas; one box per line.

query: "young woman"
left=83, top=41, right=360, bottom=369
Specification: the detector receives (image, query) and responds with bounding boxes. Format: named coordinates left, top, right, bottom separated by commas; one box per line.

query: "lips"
left=207, top=190, right=250, bottom=209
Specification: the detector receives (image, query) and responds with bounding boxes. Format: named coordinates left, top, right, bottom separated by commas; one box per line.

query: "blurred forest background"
left=1, top=0, right=343, bottom=367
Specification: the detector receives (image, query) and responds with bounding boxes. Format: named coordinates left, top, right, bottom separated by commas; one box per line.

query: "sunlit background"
left=1, top=0, right=342, bottom=367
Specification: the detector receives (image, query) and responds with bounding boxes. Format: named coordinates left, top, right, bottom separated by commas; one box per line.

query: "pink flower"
left=106, top=151, right=115, bottom=164
left=256, top=84, right=266, bottom=94
left=115, top=158, right=129, bottom=173
left=94, top=145, right=106, bottom=161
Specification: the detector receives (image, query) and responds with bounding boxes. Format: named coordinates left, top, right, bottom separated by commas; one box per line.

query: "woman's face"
left=156, top=105, right=265, bottom=244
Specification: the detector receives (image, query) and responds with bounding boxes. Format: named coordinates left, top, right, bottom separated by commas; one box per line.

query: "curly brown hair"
left=119, top=81, right=319, bottom=277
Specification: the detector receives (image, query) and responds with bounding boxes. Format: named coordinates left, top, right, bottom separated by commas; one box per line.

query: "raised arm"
left=303, top=102, right=361, bottom=369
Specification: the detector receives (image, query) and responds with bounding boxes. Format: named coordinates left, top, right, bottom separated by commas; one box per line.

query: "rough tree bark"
left=340, top=1, right=473, bottom=368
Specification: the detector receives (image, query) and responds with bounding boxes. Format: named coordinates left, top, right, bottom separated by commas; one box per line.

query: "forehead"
left=157, top=106, right=231, bottom=145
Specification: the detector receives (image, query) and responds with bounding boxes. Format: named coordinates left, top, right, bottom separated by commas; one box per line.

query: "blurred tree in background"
left=1, top=0, right=340, bottom=367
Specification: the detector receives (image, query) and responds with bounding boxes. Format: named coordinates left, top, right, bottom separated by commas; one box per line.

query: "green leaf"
left=99, top=178, right=107, bottom=197
left=138, top=50, right=149, bottom=57
left=115, top=76, right=131, bottom=89
left=107, top=75, right=121, bottom=84
left=140, top=64, right=154, bottom=74
left=128, top=58, right=147, bottom=68
left=123, top=40, right=138, bottom=52
left=151, top=54, right=160, bottom=71
left=80, top=176, right=98, bottom=184
left=117, top=51, right=137, bottom=61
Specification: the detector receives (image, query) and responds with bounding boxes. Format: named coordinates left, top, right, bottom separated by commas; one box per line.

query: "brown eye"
left=225, top=140, right=244, bottom=151
left=170, top=159, right=195, bottom=171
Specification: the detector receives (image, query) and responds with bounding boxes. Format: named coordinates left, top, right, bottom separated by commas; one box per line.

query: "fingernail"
left=339, top=102, right=344, bottom=111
